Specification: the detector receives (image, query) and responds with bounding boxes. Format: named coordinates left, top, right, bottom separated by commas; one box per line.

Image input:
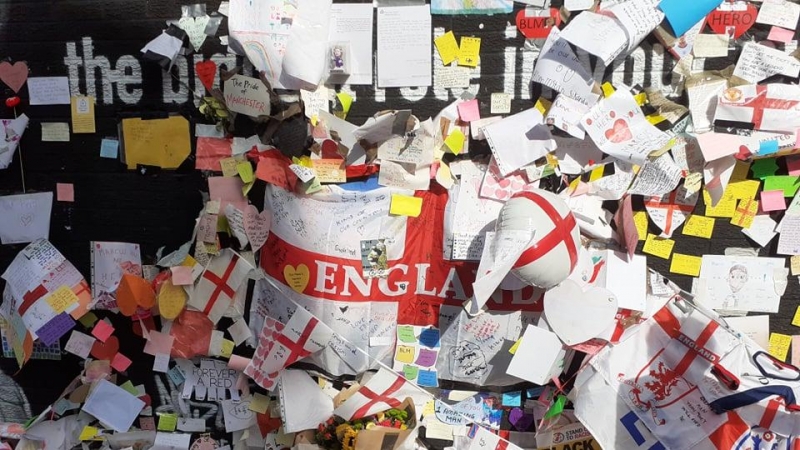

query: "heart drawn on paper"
left=515, top=8, right=562, bottom=39
left=178, top=15, right=211, bottom=51
left=244, top=205, right=271, bottom=251
left=0, top=62, right=28, bottom=93
left=91, top=335, right=120, bottom=360
left=508, top=408, right=535, bottom=431
left=605, top=119, right=632, bottom=143
left=19, top=213, right=33, bottom=226
left=195, top=60, right=218, bottom=92
left=706, top=4, right=756, bottom=39
left=283, top=264, right=310, bottom=293
left=543, top=280, right=618, bottom=346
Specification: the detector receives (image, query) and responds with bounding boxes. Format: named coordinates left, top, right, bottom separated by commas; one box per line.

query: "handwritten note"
left=642, top=233, right=675, bottom=259
left=683, top=215, right=714, bottom=239
left=41, top=122, right=70, bottom=142
left=121, top=116, right=191, bottom=169
left=491, top=93, right=511, bottom=114
left=435, top=31, right=459, bottom=65
left=733, top=42, right=800, bottom=83
left=458, top=37, right=481, bottom=67
left=223, top=74, right=272, bottom=117
left=769, top=332, right=792, bottom=361
left=670, top=253, right=702, bottom=277
left=27, top=77, right=71, bottom=105
left=0, top=192, right=53, bottom=244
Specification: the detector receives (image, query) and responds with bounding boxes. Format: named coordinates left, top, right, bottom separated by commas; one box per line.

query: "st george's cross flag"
left=333, top=367, right=431, bottom=420
left=188, top=248, right=253, bottom=324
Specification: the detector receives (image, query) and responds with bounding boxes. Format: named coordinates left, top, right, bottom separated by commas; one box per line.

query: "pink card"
left=457, top=99, right=480, bottom=122
left=208, top=176, right=247, bottom=211
left=788, top=155, right=800, bottom=176
left=56, top=183, right=74, bottom=202
left=111, top=353, right=132, bottom=372
left=91, top=320, right=115, bottom=343
left=768, top=26, right=795, bottom=44
left=761, top=190, right=787, bottom=212
left=143, top=330, right=175, bottom=356
left=170, top=266, right=194, bottom=286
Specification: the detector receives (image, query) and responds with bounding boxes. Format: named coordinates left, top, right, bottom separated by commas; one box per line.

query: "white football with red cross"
left=495, top=189, right=581, bottom=289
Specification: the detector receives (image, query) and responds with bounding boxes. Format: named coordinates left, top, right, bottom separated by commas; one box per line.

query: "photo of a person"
left=724, top=264, right=748, bottom=310
left=330, top=46, right=345, bottom=71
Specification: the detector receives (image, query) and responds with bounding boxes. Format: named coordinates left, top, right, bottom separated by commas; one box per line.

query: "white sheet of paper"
left=582, top=89, right=671, bottom=165
left=434, top=66, right=471, bottom=89
left=328, top=4, right=373, bottom=85
left=627, top=152, right=682, bottom=196
left=725, top=315, right=770, bottom=350
left=282, top=0, right=332, bottom=88
left=41, top=123, right=70, bottom=142
left=560, top=11, right=627, bottom=65
left=316, top=110, right=366, bottom=165
left=553, top=136, right=603, bottom=175
left=278, top=370, right=334, bottom=433
left=0, top=192, right=53, bottom=245
left=605, top=0, right=664, bottom=53
left=153, top=432, right=192, bottom=450
left=692, top=34, right=729, bottom=58
left=467, top=230, right=535, bottom=315
left=604, top=251, right=647, bottom=311
left=377, top=5, right=432, bottom=88
left=733, top=42, right=800, bottom=84
left=532, top=28, right=598, bottom=107
left=698, top=255, right=786, bottom=313
left=227, top=318, right=253, bottom=346
left=743, top=214, right=779, bottom=248
left=0, top=114, right=29, bottom=170
left=506, top=324, right=565, bottom=385
left=82, top=379, right=145, bottom=432
left=221, top=398, right=257, bottom=432
left=686, top=78, right=726, bottom=133
left=756, top=0, right=800, bottom=29
left=64, top=330, right=94, bottom=358
left=546, top=94, right=589, bottom=139
left=27, top=77, right=71, bottom=105
left=483, top=108, right=556, bottom=176
left=378, top=159, right=430, bottom=190
left=778, top=214, right=800, bottom=255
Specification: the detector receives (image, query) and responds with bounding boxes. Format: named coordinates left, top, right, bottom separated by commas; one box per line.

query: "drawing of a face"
left=727, top=265, right=748, bottom=293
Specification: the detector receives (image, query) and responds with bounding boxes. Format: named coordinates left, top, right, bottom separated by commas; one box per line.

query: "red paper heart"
left=516, top=8, right=561, bottom=39
left=0, top=62, right=28, bottom=93
left=321, top=139, right=341, bottom=159
left=91, top=335, right=120, bottom=360
left=195, top=60, right=218, bottom=92
left=5, top=97, right=20, bottom=108
left=605, top=119, right=632, bottom=143
left=706, top=4, right=756, bottom=39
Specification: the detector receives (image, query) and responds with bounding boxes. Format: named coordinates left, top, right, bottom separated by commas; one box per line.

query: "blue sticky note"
left=417, top=369, right=439, bottom=387
left=167, top=366, right=185, bottom=385
left=419, top=328, right=440, bottom=348
left=759, top=140, right=780, bottom=156
left=100, top=139, right=119, bottom=159
left=659, top=0, right=723, bottom=37
left=526, top=387, right=544, bottom=399
left=502, top=391, right=522, bottom=407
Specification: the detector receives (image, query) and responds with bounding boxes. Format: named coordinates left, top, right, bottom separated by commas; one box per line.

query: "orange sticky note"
left=116, top=274, right=156, bottom=317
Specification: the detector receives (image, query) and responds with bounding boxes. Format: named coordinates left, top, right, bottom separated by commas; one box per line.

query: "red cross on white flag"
left=644, top=185, right=698, bottom=237
left=253, top=306, right=333, bottom=378
left=333, top=367, right=430, bottom=420
left=187, top=249, right=253, bottom=324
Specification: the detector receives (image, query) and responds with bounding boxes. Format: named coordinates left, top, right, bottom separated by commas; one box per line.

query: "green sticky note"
left=397, top=325, right=416, bottom=343
left=402, top=364, right=419, bottom=380
left=78, top=312, right=98, bottom=328
left=157, top=413, right=178, bottom=431
left=764, top=175, right=800, bottom=197
left=119, top=380, right=138, bottom=396
left=544, top=395, right=567, bottom=419
left=751, top=158, right=779, bottom=179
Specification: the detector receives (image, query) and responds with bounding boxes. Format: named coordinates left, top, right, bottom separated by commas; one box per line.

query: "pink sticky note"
left=143, top=330, right=175, bottom=356
left=788, top=155, right=800, bottom=176
left=761, top=190, right=787, bottom=212
left=91, top=320, right=115, bottom=343
left=208, top=176, right=247, bottom=211
left=457, top=99, right=480, bottom=122
left=56, top=183, right=74, bottom=202
left=768, top=26, right=795, bottom=43
left=111, top=353, right=132, bottom=372
left=170, top=266, right=194, bottom=286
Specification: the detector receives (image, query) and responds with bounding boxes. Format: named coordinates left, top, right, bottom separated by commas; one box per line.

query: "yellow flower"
left=342, top=428, right=358, bottom=450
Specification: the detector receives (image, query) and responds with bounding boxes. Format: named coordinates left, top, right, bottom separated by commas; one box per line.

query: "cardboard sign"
left=223, top=74, right=272, bottom=118
left=706, top=3, right=757, bottom=38
left=516, top=8, right=562, bottom=39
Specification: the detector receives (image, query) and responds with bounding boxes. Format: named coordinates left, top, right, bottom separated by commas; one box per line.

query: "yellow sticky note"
left=791, top=255, right=800, bottom=276
left=157, top=278, right=187, bottom=320
left=249, top=393, right=270, bottom=414
left=434, top=31, right=459, bottom=65
left=220, top=339, right=235, bottom=358
left=792, top=306, right=800, bottom=327
left=642, top=234, right=675, bottom=259
left=633, top=92, right=647, bottom=106
left=390, top=194, right=423, bottom=218
left=120, top=380, right=138, bottom=395
left=46, top=286, right=79, bottom=314
left=444, top=129, right=465, bottom=154
left=509, top=338, right=521, bottom=355
left=336, top=92, right=353, bottom=117
left=422, top=400, right=436, bottom=418
left=633, top=211, right=649, bottom=240
left=458, top=36, right=481, bottom=67
left=237, top=161, right=254, bottom=183
left=601, top=82, right=615, bottom=97
left=534, top=98, right=552, bottom=115
left=769, top=333, right=792, bottom=361
left=729, top=160, right=751, bottom=184
left=71, top=96, right=96, bottom=134
left=220, top=157, right=238, bottom=177
left=396, top=345, right=415, bottom=363
left=157, top=413, right=178, bottom=432
left=703, top=190, right=737, bottom=218
left=589, top=166, right=605, bottom=182
left=313, top=159, right=347, bottom=183
left=670, top=253, right=702, bottom=277
left=242, top=180, right=254, bottom=196
left=121, top=116, right=191, bottom=170
left=682, top=215, right=714, bottom=239
left=728, top=179, right=760, bottom=200
left=79, top=426, right=99, bottom=441
left=730, top=198, right=758, bottom=229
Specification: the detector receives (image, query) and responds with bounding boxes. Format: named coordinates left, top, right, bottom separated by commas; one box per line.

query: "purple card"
left=36, top=313, right=76, bottom=346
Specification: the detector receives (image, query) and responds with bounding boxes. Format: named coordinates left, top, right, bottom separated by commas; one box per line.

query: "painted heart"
left=321, top=139, right=341, bottom=159
left=511, top=180, right=524, bottom=191
left=706, top=3, right=756, bottom=39
left=90, top=335, right=120, bottom=360
left=516, top=8, right=562, bottom=39
left=0, top=62, right=28, bottom=93
left=195, top=60, right=218, bottom=92
left=5, top=96, right=20, bottom=108
left=497, top=177, right=511, bottom=188
left=283, top=264, right=310, bottom=293
left=244, top=205, right=271, bottom=251
left=508, top=407, right=535, bottom=431
left=605, top=119, right=632, bottom=143
left=178, top=16, right=211, bottom=51
left=495, top=189, right=509, bottom=200
left=543, top=280, right=618, bottom=345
